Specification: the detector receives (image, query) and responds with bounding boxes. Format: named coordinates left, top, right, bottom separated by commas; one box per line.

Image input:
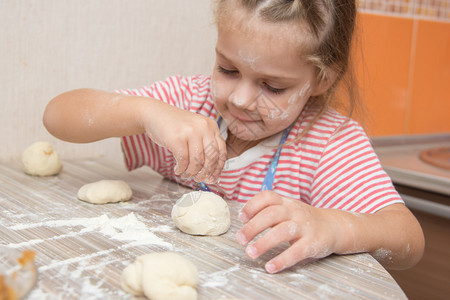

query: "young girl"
left=43, top=0, right=424, bottom=274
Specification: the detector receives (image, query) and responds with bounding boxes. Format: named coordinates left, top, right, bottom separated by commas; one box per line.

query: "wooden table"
left=0, top=158, right=406, bottom=299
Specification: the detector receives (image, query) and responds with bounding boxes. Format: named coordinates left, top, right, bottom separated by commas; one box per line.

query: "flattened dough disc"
left=420, top=147, right=450, bottom=170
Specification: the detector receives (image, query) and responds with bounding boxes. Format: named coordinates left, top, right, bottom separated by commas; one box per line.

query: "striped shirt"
left=119, top=75, right=403, bottom=213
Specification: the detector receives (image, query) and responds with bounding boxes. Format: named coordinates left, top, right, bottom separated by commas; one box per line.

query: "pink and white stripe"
left=118, top=75, right=403, bottom=213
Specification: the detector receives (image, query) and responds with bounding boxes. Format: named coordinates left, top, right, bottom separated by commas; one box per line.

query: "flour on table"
left=8, top=213, right=171, bottom=249
left=200, top=265, right=240, bottom=288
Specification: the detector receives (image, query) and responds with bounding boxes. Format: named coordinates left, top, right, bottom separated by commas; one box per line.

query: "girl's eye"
left=217, top=66, right=285, bottom=95
left=264, top=82, right=285, bottom=95
left=217, top=66, right=238, bottom=75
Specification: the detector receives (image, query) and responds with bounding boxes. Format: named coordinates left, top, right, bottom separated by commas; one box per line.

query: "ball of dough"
left=171, top=191, right=230, bottom=236
left=77, top=180, right=132, bottom=204
left=22, top=141, right=62, bottom=176
left=121, top=252, right=198, bottom=300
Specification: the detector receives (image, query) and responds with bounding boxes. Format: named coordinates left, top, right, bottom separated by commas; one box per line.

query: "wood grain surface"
left=0, top=158, right=406, bottom=299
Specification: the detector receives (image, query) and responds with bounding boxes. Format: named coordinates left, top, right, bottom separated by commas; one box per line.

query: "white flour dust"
left=289, top=272, right=307, bottom=280
left=238, top=49, right=259, bottom=70
left=201, top=265, right=240, bottom=288
left=8, top=212, right=172, bottom=249
left=80, top=278, right=107, bottom=296
left=298, top=81, right=311, bottom=99
left=39, top=248, right=116, bottom=272
left=372, top=248, right=393, bottom=261
left=7, top=231, right=80, bottom=249
left=83, top=107, right=94, bottom=127
left=229, top=93, right=247, bottom=107
left=288, top=92, right=299, bottom=105
left=288, top=222, right=298, bottom=236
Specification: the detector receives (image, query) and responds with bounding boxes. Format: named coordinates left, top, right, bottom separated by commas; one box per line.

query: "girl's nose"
left=229, top=79, right=259, bottom=111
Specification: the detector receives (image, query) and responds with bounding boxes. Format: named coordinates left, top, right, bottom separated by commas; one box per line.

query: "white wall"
left=0, top=0, right=216, bottom=162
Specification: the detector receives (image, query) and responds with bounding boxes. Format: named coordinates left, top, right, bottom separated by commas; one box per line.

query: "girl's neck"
left=226, top=131, right=262, bottom=159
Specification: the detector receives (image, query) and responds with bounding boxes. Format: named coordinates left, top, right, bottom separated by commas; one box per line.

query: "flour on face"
left=238, top=49, right=260, bottom=71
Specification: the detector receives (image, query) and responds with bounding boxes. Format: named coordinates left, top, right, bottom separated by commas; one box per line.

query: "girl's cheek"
left=253, top=92, right=281, bottom=120
left=272, top=105, right=296, bottom=121
left=298, top=81, right=311, bottom=101
left=264, top=93, right=294, bottom=121
left=211, top=79, right=217, bottom=99
left=267, top=105, right=284, bottom=120
left=265, top=82, right=312, bottom=122
left=288, top=81, right=311, bottom=106
left=211, top=79, right=228, bottom=102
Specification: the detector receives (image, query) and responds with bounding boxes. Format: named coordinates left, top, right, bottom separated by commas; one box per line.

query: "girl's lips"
left=233, top=114, right=256, bottom=122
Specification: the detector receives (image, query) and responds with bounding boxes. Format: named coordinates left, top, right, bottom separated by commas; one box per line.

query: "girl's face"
left=212, top=9, right=319, bottom=142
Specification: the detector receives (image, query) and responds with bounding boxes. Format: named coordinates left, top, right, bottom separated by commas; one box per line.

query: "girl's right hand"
left=141, top=100, right=227, bottom=184
left=44, top=88, right=226, bottom=182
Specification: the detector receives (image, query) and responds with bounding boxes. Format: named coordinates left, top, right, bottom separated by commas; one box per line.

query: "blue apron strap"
left=260, top=123, right=293, bottom=191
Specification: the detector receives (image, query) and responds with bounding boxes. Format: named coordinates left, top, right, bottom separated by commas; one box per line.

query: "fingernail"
left=265, top=262, right=277, bottom=274
left=239, top=211, right=248, bottom=223
left=246, top=244, right=258, bottom=259
left=236, top=232, right=247, bottom=245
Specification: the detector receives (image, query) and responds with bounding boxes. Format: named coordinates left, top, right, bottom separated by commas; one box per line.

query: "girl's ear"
left=311, top=68, right=338, bottom=96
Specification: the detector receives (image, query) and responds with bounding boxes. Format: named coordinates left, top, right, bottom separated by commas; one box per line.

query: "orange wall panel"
left=356, top=13, right=414, bottom=136
left=408, top=20, right=450, bottom=134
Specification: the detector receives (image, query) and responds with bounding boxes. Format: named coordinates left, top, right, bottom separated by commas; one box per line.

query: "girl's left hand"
left=236, top=190, right=339, bottom=274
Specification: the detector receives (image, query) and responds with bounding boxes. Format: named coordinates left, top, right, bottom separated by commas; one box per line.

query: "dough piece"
left=22, top=141, right=62, bottom=176
left=121, top=252, right=198, bottom=300
left=171, top=191, right=230, bottom=236
left=77, top=180, right=132, bottom=204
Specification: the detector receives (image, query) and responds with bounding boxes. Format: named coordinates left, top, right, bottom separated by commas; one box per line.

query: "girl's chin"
left=227, top=124, right=267, bottom=141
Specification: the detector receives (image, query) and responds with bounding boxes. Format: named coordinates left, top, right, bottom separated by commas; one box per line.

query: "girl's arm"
left=43, top=89, right=151, bottom=142
left=43, top=88, right=226, bottom=183
left=236, top=191, right=424, bottom=273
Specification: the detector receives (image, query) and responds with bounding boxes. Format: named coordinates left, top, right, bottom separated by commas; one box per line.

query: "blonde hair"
left=214, top=0, right=362, bottom=138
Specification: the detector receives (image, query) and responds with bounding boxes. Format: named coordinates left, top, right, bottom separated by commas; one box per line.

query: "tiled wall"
left=354, top=1, right=450, bottom=136
left=358, top=0, right=449, bottom=20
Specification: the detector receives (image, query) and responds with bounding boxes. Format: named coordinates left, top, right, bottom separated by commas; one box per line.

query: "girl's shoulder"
left=293, top=106, right=367, bottom=147
left=115, top=74, right=212, bottom=96
left=115, top=74, right=213, bottom=112
left=154, top=74, right=212, bottom=94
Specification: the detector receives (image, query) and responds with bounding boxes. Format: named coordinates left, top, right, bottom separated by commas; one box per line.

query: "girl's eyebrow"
left=215, top=48, right=299, bottom=82
left=215, top=48, right=230, bottom=61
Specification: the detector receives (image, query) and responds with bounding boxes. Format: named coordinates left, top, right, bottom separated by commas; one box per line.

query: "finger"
left=265, top=238, right=330, bottom=274
left=236, top=204, right=289, bottom=246
left=182, top=137, right=204, bottom=179
left=195, top=136, right=220, bottom=183
left=245, top=221, right=301, bottom=260
left=173, top=141, right=189, bottom=176
left=206, top=132, right=227, bottom=184
left=239, top=191, right=283, bottom=223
